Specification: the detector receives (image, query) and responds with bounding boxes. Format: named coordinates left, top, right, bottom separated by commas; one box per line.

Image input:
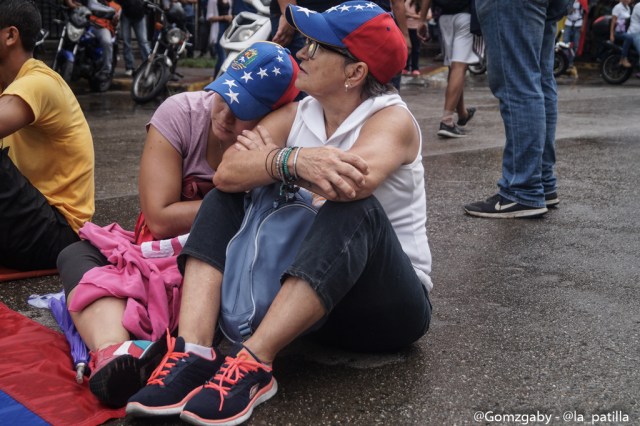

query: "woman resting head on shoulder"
left=133, top=3, right=432, bottom=425
left=55, top=41, right=299, bottom=408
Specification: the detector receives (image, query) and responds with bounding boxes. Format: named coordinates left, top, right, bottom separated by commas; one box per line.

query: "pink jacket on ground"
left=68, top=222, right=185, bottom=341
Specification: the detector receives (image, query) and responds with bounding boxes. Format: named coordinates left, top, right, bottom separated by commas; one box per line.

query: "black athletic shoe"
left=126, top=336, right=224, bottom=417
left=457, top=107, right=476, bottom=127
left=437, top=122, right=466, bottom=138
left=180, top=346, right=277, bottom=426
left=88, top=338, right=167, bottom=408
left=464, top=194, right=548, bottom=218
left=545, top=191, right=560, bottom=207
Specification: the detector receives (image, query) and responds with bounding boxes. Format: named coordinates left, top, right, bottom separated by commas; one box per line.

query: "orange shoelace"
left=146, top=331, right=187, bottom=386
left=203, top=352, right=272, bottom=410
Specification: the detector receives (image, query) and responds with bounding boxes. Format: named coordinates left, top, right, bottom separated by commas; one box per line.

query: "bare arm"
left=272, top=0, right=297, bottom=46
left=213, top=102, right=297, bottom=191
left=0, top=95, right=34, bottom=139
left=418, top=0, right=432, bottom=40
left=610, top=16, right=618, bottom=41
left=390, top=0, right=412, bottom=50
left=337, top=105, right=419, bottom=200
left=214, top=102, right=370, bottom=201
left=138, top=125, right=202, bottom=239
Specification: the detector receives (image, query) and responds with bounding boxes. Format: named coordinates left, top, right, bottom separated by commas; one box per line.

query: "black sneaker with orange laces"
left=180, top=346, right=277, bottom=426
left=126, top=336, right=223, bottom=417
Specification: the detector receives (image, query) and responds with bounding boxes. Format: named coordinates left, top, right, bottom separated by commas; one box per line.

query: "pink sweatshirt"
left=68, top=222, right=185, bottom=341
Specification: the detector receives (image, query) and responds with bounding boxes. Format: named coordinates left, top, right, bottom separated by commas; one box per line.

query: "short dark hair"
left=0, top=0, right=42, bottom=52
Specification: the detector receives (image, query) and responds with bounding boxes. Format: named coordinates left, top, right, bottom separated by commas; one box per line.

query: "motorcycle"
left=592, top=15, right=638, bottom=85
left=51, top=0, right=118, bottom=92
left=553, top=29, right=575, bottom=77
left=217, top=0, right=271, bottom=77
left=131, top=1, right=191, bottom=104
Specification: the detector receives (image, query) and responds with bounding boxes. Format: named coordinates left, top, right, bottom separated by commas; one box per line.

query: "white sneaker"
left=124, top=69, right=133, bottom=77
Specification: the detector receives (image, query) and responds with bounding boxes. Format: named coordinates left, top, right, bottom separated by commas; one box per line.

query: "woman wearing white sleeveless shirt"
left=147, top=3, right=433, bottom=425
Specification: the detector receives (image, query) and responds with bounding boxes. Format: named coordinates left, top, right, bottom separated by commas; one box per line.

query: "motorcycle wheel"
left=468, top=61, right=487, bottom=75
left=131, top=57, right=171, bottom=104
left=553, top=51, right=568, bottom=77
left=600, top=52, right=633, bottom=84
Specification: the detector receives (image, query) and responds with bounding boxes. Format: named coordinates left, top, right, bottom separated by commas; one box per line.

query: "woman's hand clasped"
left=296, top=147, right=369, bottom=201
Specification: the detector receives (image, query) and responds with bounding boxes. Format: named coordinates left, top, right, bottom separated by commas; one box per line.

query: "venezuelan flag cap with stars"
left=205, top=41, right=300, bottom=121
left=285, top=1, right=407, bottom=85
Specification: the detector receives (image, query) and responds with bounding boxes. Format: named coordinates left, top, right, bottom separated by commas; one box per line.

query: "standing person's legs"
left=409, top=28, right=421, bottom=72
left=540, top=19, right=559, bottom=198
left=0, top=147, right=79, bottom=270
left=121, top=14, right=135, bottom=71
left=132, top=16, right=151, bottom=62
left=632, top=33, right=640, bottom=59
left=477, top=0, right=547, bottom=208
left=96, top=27, right=114, bottom=74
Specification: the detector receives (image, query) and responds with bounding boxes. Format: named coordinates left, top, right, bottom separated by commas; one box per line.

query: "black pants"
left=0, top=147, right=79, bottom=270
left=179, top=189, right=431, bottom=353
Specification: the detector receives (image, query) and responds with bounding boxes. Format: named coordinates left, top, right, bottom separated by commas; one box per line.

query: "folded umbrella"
left=49, top=295, right=89, bottom=383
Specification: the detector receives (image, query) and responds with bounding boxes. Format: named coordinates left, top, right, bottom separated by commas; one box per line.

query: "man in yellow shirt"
left=0, top=0, right=95, bottom=270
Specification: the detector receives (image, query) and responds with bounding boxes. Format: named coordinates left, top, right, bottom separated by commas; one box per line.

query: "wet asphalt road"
left=1, top=68, right=639, bottom=425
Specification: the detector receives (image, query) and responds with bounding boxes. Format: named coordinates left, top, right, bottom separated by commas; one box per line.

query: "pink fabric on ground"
left=68, top=222, right=184, bottom=341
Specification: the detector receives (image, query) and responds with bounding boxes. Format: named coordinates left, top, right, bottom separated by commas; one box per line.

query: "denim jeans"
left=562, top=24, right=581, bottom=66
left=95, top=27, right=114, bottom=74
left=618, top=32, right=640, bottom=60
left=121, top=14, right=151, bottom=71
left=178, top=189, right=431, bottom=353
left=477, top=0, right=569, bottom=207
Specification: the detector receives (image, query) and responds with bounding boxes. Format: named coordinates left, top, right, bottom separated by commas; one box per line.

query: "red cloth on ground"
left=0, top=302, right=125, bottom=425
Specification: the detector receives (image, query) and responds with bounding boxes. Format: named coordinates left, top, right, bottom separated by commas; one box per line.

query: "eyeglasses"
left=303, top=38, right=357, bottom=61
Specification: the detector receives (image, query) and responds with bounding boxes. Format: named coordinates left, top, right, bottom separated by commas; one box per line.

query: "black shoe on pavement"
left=457, top=107, right=476, bottom=127
left=437, top=122, right=466, bottom=138
left=180, top=346, right=277, bottom=426
left=545, top=191, right=560, bottom=207
left=464, top=194, right=548, bottom=218
left=126, top=336, right=224, bottom=417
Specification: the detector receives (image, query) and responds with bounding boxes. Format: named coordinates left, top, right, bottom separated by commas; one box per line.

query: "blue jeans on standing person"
left=476, top=0, right=569, bottom=208
left=95, top=27, right=114, bottom=75
left=178, top=189, right=431, bottom=352
left=619, top=32, right=640, bottom=60
left=121, top=14, right=151, bottom=71
left=563, top=24, right=581, bottom=67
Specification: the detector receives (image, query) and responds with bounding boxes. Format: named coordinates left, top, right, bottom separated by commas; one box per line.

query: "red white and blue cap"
left=285, top=1, right=407, bottom=84
left=205, top=42, right=300, bottom=120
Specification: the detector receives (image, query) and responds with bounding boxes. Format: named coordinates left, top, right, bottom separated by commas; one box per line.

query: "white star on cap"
left=241, top=71, right=253, bottom=83
left=296, top=6, right=315, bottom=17
left=257, top=67, right=269, bottom=78
left=365, top=2, right=376, bottom=8
left=326, top=6, right=338, bottom=12
left=354, top=4, right=365, bottom=10
left=339, top=5, right=351, bottom=12
left=276, top=55, right=284, bottom=63
left=223, top=79, right=237, bottom=88
left=225, top=89, right=239, bottom=104
left=272, top=66, right=281, bottom=76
